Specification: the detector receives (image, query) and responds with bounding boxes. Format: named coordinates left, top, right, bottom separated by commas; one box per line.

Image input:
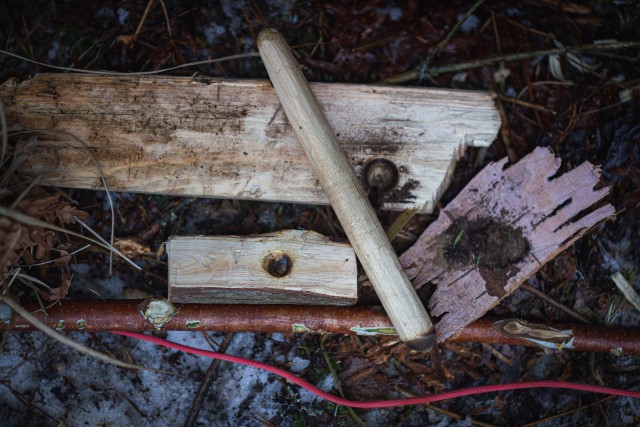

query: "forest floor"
left=1, top=1, right=639, bottom=426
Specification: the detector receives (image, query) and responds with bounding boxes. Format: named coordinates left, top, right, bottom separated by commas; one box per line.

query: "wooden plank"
left=1, top=74, right=499, bottom=212
left=168, top=229, right=357, bottom=305
left=394, top=147, right=615, bottom=342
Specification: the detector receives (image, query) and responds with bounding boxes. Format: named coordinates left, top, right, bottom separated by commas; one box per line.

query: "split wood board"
left=168, top=229, right=357, bottom=305
left=1, top=74, right=499, bottom=212
left=395, top=147, right=615, bottom=342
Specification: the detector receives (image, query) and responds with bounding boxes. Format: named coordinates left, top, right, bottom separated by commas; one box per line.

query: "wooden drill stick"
left=257, top=28, right=435, bottom=351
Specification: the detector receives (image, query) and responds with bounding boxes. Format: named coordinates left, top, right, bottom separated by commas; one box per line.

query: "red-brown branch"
left=6, top=300, right=640, bottom=355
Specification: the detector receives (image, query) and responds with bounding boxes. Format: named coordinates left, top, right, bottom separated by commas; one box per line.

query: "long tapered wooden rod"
left=257, top=28, right=435, bottom=351
left=5, top=300, right=640, bottom=355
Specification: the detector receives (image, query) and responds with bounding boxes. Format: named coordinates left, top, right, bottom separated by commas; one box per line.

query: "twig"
left=417, top=0, right=487, bottom=82
left=518, top=395, right=615, bottom=427
left=158, top=0, right=173, bottom=37
left=10, top=129, right=117, bottom=274
left=481, top=343, right=513, bottom=366
left=0, top=295, right=154, bottom=371
left=134, top=0, right=156, bottom=42
left=489, top=9, right=556, bottom=40
left=611, top=272, right=640, bottom=313
left=321, top=334, right=365, bottom=427
left=396, top=386, right=500, bottom=427
left=0, top=228, right=21, bottom=294
left=0, top=381, right=61, bottom=424
left=22, top=244, right=90, bottom=267
left=183, top=333, right=234, bottom=427
left=382, top=41, right=640, bottom=84
left=0, top=205, right=141, bottom=271
left=386, top=207, right=420, bottom=241
left=0, top=95, right=7, bottom=167
left=496, top=93, right=557, bottom=115
left=75, top=217, right=141, bottom=271
left=9, top=176, right=41, bottom=209
left=0, top=48, right=260, bottom=76
left=521, top=283, right=590, bottom=324
left=495, top=93, right=518, bottom=163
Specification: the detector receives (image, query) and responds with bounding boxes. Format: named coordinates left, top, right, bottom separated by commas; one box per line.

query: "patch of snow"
left=47, top=40, right=60, bottom=62
left=68, top=265, right=126, bottom=299
left=204, top=23, right=226, bottom=44
left=505, top=7, right=522, bottom=17
left=459, top=14, right=480, bottom=34
left=299, top=374, right=334, bottom=404
left=117, top=8, right=129, bottom=26
left=290, top=356, right=310, bottom=373
left=271, top=332, right=285, bottom=342
left=388, top=7, right=403, bottom=21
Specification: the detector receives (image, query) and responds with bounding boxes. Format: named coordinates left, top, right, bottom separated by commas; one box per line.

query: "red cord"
left=112, top=331, right=640, bottom=409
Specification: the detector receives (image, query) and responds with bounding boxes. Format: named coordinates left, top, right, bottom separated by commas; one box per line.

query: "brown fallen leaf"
left=114, top=238, right=153, bottom=258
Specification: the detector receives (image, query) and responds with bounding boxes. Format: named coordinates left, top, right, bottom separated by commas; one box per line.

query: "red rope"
left=113, top=331, right=640, bottom=409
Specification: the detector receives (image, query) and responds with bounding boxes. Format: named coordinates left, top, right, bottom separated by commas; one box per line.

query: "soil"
left=443, top=217, right=530, bottom=270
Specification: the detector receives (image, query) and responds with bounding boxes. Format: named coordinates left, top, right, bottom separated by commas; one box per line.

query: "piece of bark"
left=168, top=229, right=357, bottom=305
left=1, top=74, right=499, bottom=212
left=397, top=147, right=616, bottom=342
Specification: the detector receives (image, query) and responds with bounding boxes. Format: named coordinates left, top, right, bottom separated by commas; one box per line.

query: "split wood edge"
left=257, top=28, right=435, bottom=351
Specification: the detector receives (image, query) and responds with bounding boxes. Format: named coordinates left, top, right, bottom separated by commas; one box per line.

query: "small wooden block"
left=168, top=229, right=357, bottom=305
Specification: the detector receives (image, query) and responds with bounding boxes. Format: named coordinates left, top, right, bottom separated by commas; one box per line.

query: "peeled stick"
left=257, top=28, right=435, bottom=351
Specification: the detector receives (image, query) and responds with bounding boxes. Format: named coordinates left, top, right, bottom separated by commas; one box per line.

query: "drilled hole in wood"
left=262, top=251, right=293, bottom=278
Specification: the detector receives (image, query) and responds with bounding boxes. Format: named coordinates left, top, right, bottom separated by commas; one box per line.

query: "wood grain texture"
left=395, top=147, right=615, bottom=342
left=257, top=28, right=434, bottom=350
left=168, top=230, right=357, bottom=305
left=1, top=74, right=499, bottom=212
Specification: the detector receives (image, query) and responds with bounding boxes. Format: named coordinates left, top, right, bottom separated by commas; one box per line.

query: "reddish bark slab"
left=399, top=147, right=615, bottom=342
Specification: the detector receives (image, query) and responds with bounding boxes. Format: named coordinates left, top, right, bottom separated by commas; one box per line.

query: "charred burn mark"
left=442, top=216, right=530, bottom=298
left=384, top=179, right=419, bottom=204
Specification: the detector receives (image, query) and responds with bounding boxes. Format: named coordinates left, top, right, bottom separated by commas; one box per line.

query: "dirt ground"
left=1, top=1, right=640, bottom=426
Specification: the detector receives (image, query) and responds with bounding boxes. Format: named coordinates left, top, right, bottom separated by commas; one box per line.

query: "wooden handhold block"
left=168, top=230, right=357, bottom=305
left=1, top=74, right=499, bottom=212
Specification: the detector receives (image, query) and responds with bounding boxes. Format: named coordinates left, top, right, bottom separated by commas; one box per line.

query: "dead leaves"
left=0, top=189, right=88, bottom=300
left=45, top=269, right=72, bottom=301
left=114, top=238, right=152, bottom=258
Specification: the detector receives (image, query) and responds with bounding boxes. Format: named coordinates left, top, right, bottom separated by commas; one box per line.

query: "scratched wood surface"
left=395, top=147, right=616, bottom=341
left=1, top=74, right=499, bottom=212
left=168, top=229, right=357, bottom=305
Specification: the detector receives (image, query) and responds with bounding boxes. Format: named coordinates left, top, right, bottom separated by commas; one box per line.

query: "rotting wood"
left=4, top=300, right=640, bottom=355
left=394, top=147, right=616, bottom=342
left=0, top=74, right=499, bottom=213
left=168, top=229, right=357, bottom=305
left=257, top=28, right=434, bottom=351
